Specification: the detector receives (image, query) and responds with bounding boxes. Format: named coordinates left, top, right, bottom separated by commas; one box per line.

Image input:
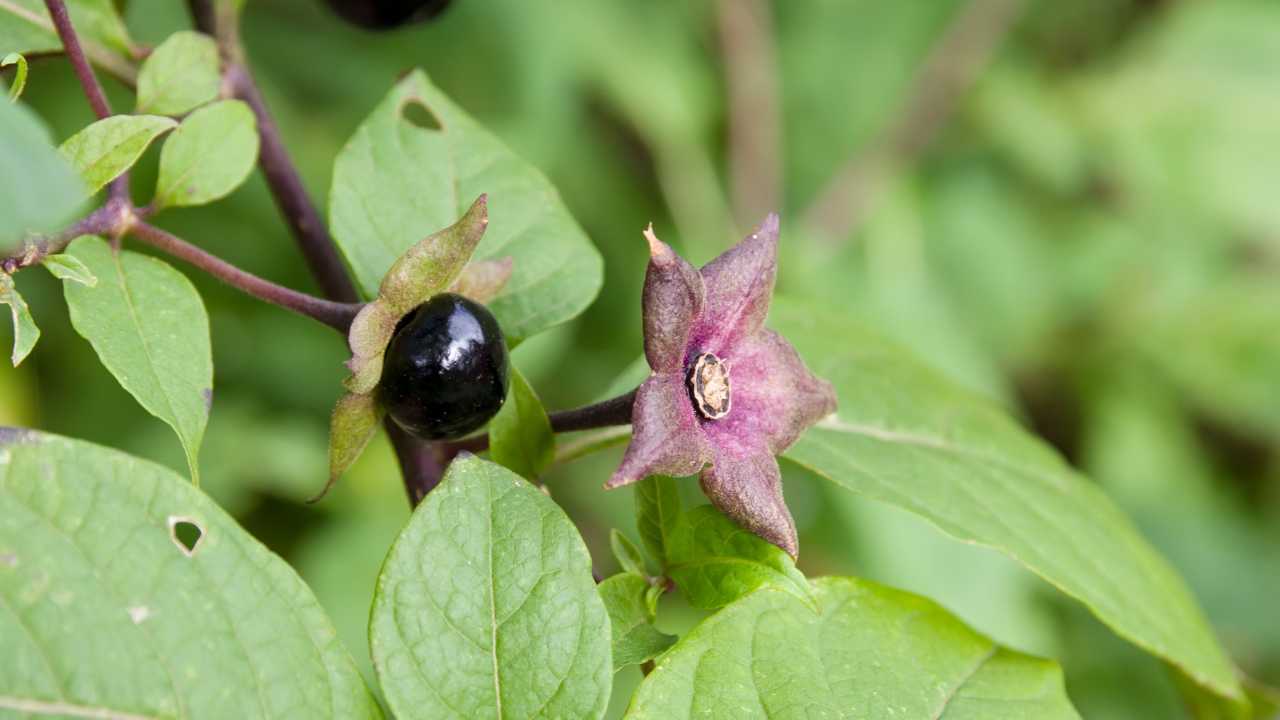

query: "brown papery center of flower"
left=688, top=352, right=731, bottom=420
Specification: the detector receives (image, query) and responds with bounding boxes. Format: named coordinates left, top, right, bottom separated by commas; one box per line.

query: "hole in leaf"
left=399, top=99, right=442, bottom=131
left=168, top=516, right=204, bottom=556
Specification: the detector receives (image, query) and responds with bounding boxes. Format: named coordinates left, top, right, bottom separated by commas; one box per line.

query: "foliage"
left=2, top=0, right=1278, bottom=717
left=370, top=455, right=611, bottom=719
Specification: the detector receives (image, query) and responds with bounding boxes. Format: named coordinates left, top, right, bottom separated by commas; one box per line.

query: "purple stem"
left=223, top=64, right=359, bottom=304
left=440, top=389, right=638, bottom=457
left=188, top=0, right=442, bottom=503
left=43, top=0, right=112, bottom=120
left=387, top=423, right=446, bottom=505
left=44, top=0, right=133, bottom=208
left=130, top=222, right=362, bottom=331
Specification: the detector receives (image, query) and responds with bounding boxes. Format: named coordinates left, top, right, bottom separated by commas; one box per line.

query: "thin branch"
left=223, top=64, right=359, bottom=303
left=439, top=389, right=639, bottom=457
left=800, top=0, right=1024, bottom=241
left=1, top=201, right=124, bottom=273
left=185, top=0, right=216, bottom=35
left=549, top=388, right=638, bottom=432
left=43, top=0, right=113, bottom=119
left=717, top=0, right=781, bottom=227
left=129, top=222, right=362, bottom=331
left=42, top=1, right=136, bottom=214
left=189, top=1, right=438, bottom=502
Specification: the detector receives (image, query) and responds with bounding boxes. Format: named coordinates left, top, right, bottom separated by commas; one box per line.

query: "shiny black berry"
left=379, top=293, right=508, bottom=440
left=322, top=0, right=451, bottom=30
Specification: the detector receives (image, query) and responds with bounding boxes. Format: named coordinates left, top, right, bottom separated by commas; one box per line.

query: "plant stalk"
left=188, top=0, right=442, bottom=504
left=129, top=222, right=362, bottom=331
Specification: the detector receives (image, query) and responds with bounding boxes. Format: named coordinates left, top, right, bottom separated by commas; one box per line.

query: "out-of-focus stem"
left=801, top=0, right=1024, bottom=241
left=43, top=0, right=112, bottom=119
left=717, top=0, right=781, bottom=227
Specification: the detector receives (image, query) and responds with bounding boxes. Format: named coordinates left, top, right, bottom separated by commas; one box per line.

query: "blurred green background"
left=4, top=0, right=1279, bottom=716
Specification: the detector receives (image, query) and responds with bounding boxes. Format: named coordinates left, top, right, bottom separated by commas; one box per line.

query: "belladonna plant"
left=0, top=2, right=1256, bottom=715
left=606, top=214, right=837, bottom=557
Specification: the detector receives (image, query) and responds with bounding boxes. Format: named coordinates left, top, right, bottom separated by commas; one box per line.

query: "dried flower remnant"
left=607, top=214, right=837, bottom=557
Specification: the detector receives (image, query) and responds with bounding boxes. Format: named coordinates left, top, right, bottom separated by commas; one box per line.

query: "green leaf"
left=0, top=0, right=135, bottom=82
left=624, top=577, right=1080, bottom=719
left=59, top=114, right=176, bottom=195
left=610, top=529, right=645, bottom=576
left=0, top=428, right=382, bottom=718
left=598, top=574, right=675, bottom=672
left=63, top=236, right=211, bottom=481
left=0, top=100, right=84, bottom=246
left=319, top=391, right=383, bottom=501
left=2, top=52, right=27, bottom=100
left=771, top=296, right=1245, bottom=706
left=154, top=99, right=259, bottom=209
left=634, top=475, right=679, bottom=569
left=40, top=252, right=96, bottom=286
left=0, top=273, right=38, bottom=365
left=488, top=364, right=553, bottom=481
left=136, top=30, right=220, bottom=116
left=329, top=69, right=603, bottom=342
left=370, top=455, right=611, bottom=719
left=666, top=504, right=813, bottom=611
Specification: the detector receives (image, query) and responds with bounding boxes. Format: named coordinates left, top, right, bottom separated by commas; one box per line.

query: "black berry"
left=322, top=0, right=451, bottom=30
left=379, top=293, right=508, bottom=440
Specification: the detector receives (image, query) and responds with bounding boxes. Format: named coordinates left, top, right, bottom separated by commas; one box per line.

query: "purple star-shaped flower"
left=607, top=214, right=837, bottom=557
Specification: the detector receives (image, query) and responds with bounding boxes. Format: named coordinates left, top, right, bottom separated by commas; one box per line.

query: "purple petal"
left=607, top=373, right=712, bottom=488
left=642, top=225, right=705, bottom=373
left=700, top=450, right=798, bottom=558
left=689, top=213, right=779, bottom=358
left=703, top=328, right=837, bottom=457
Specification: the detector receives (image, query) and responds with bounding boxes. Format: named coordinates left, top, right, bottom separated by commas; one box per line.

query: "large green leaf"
left=0, top=100, right=84, bottom=247
left=135, top=31, right=220, bottom=116
left=666, top=505, right=813, bottom=611
left=0, top=428, right=382, bottom=719
left=369, top=455, right=611, bottom=719
left=624, top=577, right=1079, bottom=719
left=59, top=114, right=176, bottom=195
left=63, top=236, right=211, bottom=480
left=328, top=69, right=602, bottom=342
left=154, top=99, right=259, bottom=209
left=0, top=0, right=134, bottom=81
left=771, top=297, right=1244, bottom=706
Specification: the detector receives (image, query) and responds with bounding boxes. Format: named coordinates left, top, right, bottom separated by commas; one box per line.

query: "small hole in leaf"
left=399, top=99, right=442, bottom=131
left=168, top=516, right=204, bottom=556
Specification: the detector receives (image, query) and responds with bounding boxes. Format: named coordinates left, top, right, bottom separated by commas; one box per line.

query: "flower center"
left=688, top=352, right=731, bottom=420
